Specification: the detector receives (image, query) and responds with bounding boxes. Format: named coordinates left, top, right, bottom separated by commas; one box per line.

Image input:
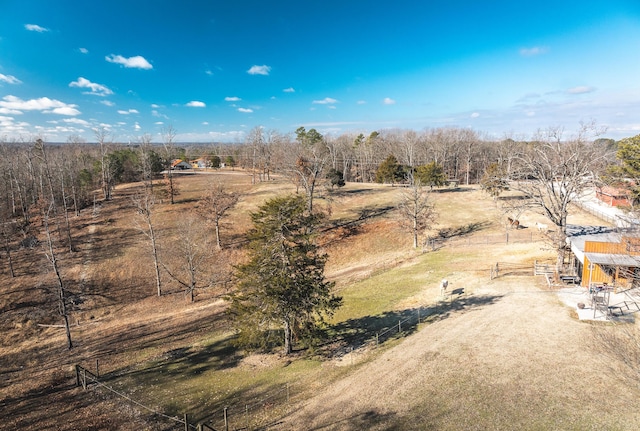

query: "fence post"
left=417, top=308, right=421, bottom=323
left=398, top=320, right=401, bottom=334
left=375, top=332, right=379, bottom=346
left=224, top=407, right=229, bottom=431
left=75, top=364, right=80, bottom=387
left=184, top=413, right=189, bottom=431
left=81, top=367, right=87, bottom=390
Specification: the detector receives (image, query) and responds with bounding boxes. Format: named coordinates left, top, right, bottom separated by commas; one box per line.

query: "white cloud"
left=0, top=107, right=22, bottom=115
left=383, top=97, right=396, bottom=105
left=117, top=109, right=139, bottom=115
left=247, top=65, right=271, bottom=75
left=520, top=46, right=548, bottom=57
left=69, top=77, right=113, bottom=96
left=0, top=115, right=16, bottom=124
left=283, top=87, right=295, bottom=93
left=567, top=86, right=595, bottom=95
left=238, top=108, right=253, bottom=113
left=205, top=70, right=213, bottom=76
left=79, top=47, right=89, bottom=54
left=0, top=114, right=30, bottom=133
left=0, top=74, right=22, bottom=85
left=470, top=112, right=480, bottom=118
left=225, top=96, right=241, bottom=102
left=25, top=24, right=49, bottom=32
left=0, top=95, right=80, bottom=115
left=63, top=118, right=90, bottom=126
left=50, top=106, right=81, bottom=116
left=186, top=101, right=206, bottom=107
left=101, top=100, right=115, bottom=107
left=313, top=97, right=338, bottom=105
left=154, top=121, right=164, bottom=125
left=106, top=54, right=153, bottom=70
left=151, top=104, right=161, bottom=108
left=134, top=122, right=141, bottom=131
left=357, top=100, right=366, bottom=105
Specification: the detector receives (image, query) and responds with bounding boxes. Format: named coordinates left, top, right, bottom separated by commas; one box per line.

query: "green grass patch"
left=331, top=247, right=480, bottom=322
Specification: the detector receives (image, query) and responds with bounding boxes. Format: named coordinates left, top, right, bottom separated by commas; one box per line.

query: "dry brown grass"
left=3, top=173, right=639, bottom=430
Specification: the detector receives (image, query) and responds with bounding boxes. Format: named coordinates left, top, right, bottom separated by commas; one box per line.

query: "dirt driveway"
left=281, top=275, right=640, bottom=430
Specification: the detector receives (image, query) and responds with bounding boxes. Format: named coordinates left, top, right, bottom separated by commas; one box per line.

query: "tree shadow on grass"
left=111, top=334, right=240, bottom=385
left=328, top=293, right=502, bottom=353
left=319, top=205, right=395, bottom=246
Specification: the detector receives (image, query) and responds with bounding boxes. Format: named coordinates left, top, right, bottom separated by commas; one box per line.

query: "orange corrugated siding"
left=582, top=255, right=612, bottom=285
left=584, top=241, right=626, bottom=254
left=581, top=239, right=639, bottom=287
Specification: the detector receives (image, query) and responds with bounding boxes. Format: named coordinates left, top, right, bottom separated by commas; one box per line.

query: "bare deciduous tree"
left=42, top=199, right=73, bottom=349
left=95, top=128, right=114, bottom=201
left=512, top=124, right=611, bottom=270
left=162, top=125, right=178, bottom=204
left=163, top=215, right=213, bottom=302
left=194, top=180, right=239, bottom=250
left=398, top=173, right=437, bottom=249
left=132, top=189, right=162, bottom=296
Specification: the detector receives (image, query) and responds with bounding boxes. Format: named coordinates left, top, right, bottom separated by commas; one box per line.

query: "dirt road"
left=281, top=276, right=640, bottom=430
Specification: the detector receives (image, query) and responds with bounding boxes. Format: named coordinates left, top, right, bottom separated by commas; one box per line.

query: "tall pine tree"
left=230, top=194, right=342, bottom=355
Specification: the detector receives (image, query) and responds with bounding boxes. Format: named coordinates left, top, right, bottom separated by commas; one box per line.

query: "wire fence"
left=77, top=360, right=295, bottom=430
left=74, top=298, right=453, bottom=431
left=75, top=365, right=196, bottom=430
left=74, top=258, right=551, bottom=429
left=571, top=200, right=633, bottom=228
left=424, top=230, right=537, bottom=250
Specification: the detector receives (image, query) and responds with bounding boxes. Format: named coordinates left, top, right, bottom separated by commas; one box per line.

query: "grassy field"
left=2, top=170, right=638, bottom=430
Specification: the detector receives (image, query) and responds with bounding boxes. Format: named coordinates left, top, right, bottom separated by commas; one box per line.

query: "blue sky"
left=1, top=0, right=639, bottom=143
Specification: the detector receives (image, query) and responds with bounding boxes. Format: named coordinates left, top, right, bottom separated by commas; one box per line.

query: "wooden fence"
left=489, top=261, right=556, bottom=280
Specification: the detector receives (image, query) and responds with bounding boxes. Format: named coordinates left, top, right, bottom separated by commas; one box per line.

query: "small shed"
left=567, top=226, right=640, bottom=289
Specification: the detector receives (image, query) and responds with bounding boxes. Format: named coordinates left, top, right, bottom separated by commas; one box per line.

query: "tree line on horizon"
left=4, top=123, right=640, bottom=354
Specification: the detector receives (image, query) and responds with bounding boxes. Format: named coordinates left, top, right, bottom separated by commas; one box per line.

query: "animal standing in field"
left=507, top=217, right=520, bottom=229
left=536, top=222, right=548, bottom=232
left=440, top=278, right=449, bottom=296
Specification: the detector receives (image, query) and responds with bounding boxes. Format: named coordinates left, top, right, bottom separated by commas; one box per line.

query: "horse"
left=535, top=222, right=548, bottom=232
left=507, top=217, right=520, bottom=229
